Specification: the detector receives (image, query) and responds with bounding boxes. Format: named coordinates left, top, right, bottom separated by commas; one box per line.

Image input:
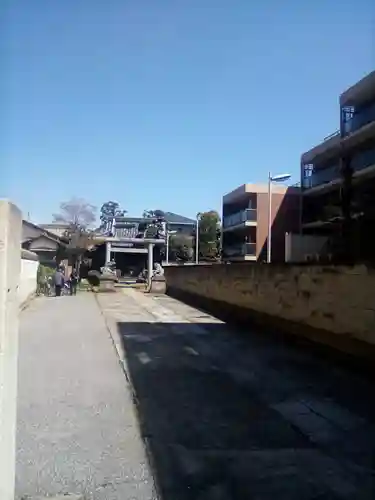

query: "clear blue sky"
left=1, top=0, right=374, bottom=223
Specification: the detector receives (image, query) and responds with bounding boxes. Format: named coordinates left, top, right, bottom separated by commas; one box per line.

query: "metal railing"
left=223, top=209, right=257, bottom=228
left=351, top=146, right=375, bottom=172
left=342, top=101, right=375, bottom=136
left=323, top=130, right=340, bottom=141
left=303, top=145, right=375, bottom=190
left=223, top=242, right=256, bottom=257
left=303, top=164, right=340, bottom=189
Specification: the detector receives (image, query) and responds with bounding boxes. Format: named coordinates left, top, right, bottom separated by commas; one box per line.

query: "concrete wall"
left=19, top=249, right=39, bottom=307
left=0, top=200, right=22, bottom=500
left=165, top=263, right=375, bottom=356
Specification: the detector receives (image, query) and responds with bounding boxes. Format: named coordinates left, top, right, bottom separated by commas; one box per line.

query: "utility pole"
left=195, top=213, right=200, bottom=264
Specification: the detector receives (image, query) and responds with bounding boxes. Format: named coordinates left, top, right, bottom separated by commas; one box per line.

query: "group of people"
left=53, top=267, right=79, bottom=297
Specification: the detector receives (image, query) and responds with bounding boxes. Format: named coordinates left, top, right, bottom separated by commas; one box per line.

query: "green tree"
left=100, top=201, right=126, bottom=227
left=169, top=234, right=194, bottom=262
left=143, top=210, right=166, bottom=241
left=197, top=210, right=221, bottom=261
left=143, top=209, right=165, bottom=219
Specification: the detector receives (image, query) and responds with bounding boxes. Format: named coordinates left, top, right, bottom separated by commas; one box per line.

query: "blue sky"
left=1, top=0, right=374, bottom=223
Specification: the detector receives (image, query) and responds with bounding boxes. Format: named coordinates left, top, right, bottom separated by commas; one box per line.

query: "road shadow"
left=116, top=320, right=375, bottom=500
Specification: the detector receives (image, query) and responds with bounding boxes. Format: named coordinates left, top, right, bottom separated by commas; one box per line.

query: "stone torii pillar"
left=0, top=200, right=22, bottom=500
left=147, top=242, right=154, bottom=288
left=105, top=241, right=111, bottom=264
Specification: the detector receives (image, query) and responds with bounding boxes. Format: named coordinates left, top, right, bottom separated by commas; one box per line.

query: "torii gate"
left=103, top=236, right=165, bottom=288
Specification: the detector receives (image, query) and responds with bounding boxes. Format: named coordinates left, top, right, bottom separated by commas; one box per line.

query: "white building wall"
left=285, top=233, right=328, bottom=262
left=19, top=253, right=39, bottom=306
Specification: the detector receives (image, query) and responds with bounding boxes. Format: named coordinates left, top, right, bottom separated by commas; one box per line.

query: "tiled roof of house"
left=114, top=212, right=195, bottom=225
left=163, top=212, right=195, bottom=224
left=22, top=220, right=68, bottom=244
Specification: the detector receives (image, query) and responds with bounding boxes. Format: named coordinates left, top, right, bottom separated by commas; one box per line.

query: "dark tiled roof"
left=114, top=212, right=195, bottom=225
left=114, top=216, right=147, bottom=224
left=40, top=223, right=70, bottom=228
left=163, top=212, right=195, bottom=224
left=23, top=220, right=69, bottom=243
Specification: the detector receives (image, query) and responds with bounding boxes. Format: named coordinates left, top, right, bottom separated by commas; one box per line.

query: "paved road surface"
left=16, top=293, right=156, bottom=500
left=98, top=289, right=375, bottom=500
left=17, top=289, right=375, bottom=499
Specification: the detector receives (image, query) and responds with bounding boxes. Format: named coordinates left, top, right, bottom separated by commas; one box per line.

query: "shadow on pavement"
left=116, top=320, right=375, bottom=500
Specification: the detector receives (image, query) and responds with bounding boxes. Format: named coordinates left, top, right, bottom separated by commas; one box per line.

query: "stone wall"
left=20, top=249, right=39, bottom=307
left=164, top=263, right=375, bottom=353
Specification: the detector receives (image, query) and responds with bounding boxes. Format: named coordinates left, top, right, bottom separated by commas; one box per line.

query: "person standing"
left=69, top=269, right=79, bottom=296
left=53, top=268, right=64, bottom=297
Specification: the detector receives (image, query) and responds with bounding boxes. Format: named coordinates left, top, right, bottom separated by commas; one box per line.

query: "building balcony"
left=223, top=242, right=256, bottom=259
left=342, top=101, right=375, bottom=137
left=303, top=144, right=375, bottom=194
left=302, top=164, right=341, bottom=192
left=351, top=145, right=375, bottom=174
left=301, top=132, right=341, bottom=165
left=302, top=206, right=342, bottom=228
left=222, top=209, right=257, bottom=230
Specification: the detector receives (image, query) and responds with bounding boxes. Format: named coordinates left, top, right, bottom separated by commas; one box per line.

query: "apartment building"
left=301, top=70, right=375, bottom=259
left=222, top=183, right=300, bottom=262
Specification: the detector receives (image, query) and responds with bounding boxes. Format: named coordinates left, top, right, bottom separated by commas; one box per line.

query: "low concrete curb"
left=20, top=292, right=36, bottom=312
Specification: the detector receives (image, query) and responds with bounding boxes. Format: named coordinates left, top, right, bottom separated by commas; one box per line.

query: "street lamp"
left=165, top=229, right=177, bottom=265
left=195, top=213, right=201, bottom=264
left=267, top=172, right=291, bottom=263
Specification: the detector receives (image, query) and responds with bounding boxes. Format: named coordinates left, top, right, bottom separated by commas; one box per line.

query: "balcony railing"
left=223, top=242, right=256, bottom=257
left=351, top=146, right=375, bottom=173
left=323, top=130, right=340, bottom=141
left=223, top=209, right=257, bottom=228
left=304, top=145, right=375, bottom=190
left=303, top=164, right=340, bottom=190
left=342, top=101, right=375, bottom=136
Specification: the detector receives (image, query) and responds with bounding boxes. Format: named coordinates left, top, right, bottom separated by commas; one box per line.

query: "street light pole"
left=195, top=214, right=200, bottom=264
left=267, top=172, right=272, bottom=263
left=166, top=231, right=169, bottom=265
left=267, top=172, right=291, bottom=263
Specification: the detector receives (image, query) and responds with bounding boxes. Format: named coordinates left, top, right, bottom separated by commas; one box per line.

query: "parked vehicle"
left=63, top=280, right=70, bottom=295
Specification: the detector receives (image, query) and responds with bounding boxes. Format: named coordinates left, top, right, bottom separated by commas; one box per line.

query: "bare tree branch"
left=53, top=197, right=97, bottom=230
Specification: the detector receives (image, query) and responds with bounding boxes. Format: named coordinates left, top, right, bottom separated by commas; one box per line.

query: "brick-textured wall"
left=165, top=264, right=375, bottom=347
